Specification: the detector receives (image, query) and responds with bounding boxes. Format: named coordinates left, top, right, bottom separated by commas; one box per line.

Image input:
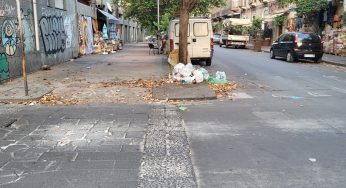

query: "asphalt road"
left=184, top=46, right=346, bottom=188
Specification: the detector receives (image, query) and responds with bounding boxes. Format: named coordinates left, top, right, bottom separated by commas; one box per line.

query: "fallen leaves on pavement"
left=97, top=78, right=169, bottom=88
left=208, top=82, right=238, bottom=98
left=34, top=93, right=79, bottom=105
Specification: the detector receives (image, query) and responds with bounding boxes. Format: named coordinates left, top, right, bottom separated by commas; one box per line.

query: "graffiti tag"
left=39, top=16, right=67, bottom=55
left=0, top=1, right=15, bottom=17
left=1, top=20, right=17, bottom=56
left=0, top=53, right=9, bottom=81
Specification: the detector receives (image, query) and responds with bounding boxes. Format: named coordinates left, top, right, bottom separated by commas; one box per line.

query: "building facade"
left=211, top=0, right=346, bottom=56
left=0, top=0, right=80, bottom=81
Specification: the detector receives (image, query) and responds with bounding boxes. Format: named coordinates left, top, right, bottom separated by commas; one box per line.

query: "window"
left=278, top=34, right=286, bottom=42
left=55, top=0, right=65, bottom=10
left=175, top=23, right=190, bottom=37
left=297, top=33, right=320, bottom=43
left=193, top=22, right=209, bottom=37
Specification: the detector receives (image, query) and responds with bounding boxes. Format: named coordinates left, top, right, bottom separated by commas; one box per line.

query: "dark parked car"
left=270, top=32, right=323, bottom=63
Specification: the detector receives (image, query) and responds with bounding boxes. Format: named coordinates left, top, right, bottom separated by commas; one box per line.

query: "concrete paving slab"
left=152, top=83, right=217, bottom=100
left=0, top=84, right=52, bottom=103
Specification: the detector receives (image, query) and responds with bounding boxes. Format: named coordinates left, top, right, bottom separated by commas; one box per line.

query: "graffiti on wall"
left=1, top=20, right=17, bottom=56
left=0, top=0, right=15, bottom=17
left=39, top=16, right=67, bottom=55
left=64, top=16, right=73, bottom=49
left=79, top=16, right=93, bottom=55
left=21, top=9, right=35, bottom=53
left=0, top=52, right=9, bottom=80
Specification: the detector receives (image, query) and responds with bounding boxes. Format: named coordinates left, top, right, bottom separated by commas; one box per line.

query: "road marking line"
left=231, top=92, right=254, bottom=99
left=331, top=87, right=346, bottom=94
left=307, top=92, right=332, bottom=97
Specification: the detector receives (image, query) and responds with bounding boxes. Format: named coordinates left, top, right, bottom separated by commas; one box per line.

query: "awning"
left=97, top=9, right=118, bottom=23
left=223, top=18, right=252, bottom=27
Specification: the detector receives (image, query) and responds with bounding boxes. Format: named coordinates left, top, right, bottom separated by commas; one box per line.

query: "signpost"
left=16, top=0, right=28, bottom=96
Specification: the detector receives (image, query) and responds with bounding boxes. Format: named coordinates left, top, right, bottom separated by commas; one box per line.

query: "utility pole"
left=157, top=0, right=160, bottom=31
left=16, top=0, right=28, bottom=96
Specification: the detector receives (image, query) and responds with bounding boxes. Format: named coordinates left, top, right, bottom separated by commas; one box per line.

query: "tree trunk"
left=178, top=0, right=197, bottom=65
left=179, top=7, right=189, bottom=64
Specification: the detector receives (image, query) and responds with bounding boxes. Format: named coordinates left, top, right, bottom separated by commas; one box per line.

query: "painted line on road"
left=307, top=92, right=332, bottom=97
left=331, top=86, right=346, bottom=94
left=231, top=92, right=254, bottom=99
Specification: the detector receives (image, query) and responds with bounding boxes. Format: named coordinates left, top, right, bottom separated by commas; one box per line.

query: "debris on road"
left=178, top=106, right=188, bottom=111
left=309, top=158, right=317, bottom=162
left=290, top=96, right=303, bottom=100
left=208, top=81, right=237, bottom=98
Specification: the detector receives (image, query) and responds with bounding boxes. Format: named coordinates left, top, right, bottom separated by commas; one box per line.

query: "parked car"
left=270, top=32, right=323, bottom=63
left=213, top=34, right=221, bottom=44
left=168, top=18, right=214, bottom=66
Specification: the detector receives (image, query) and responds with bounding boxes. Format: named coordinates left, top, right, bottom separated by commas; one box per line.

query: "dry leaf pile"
left=208, top=82, right=238, bottom=98
left=35, top=93, right=79, bottom=105
left=99, top=78, right=169, bottom=88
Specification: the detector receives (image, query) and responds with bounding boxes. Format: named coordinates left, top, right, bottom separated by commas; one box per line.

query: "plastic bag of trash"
left=185, top=63, right=194, bottom=72
left=216, top=71, right=227, bottom=81
left=173, top=73, right=183, bottom=81
left=173, top=63, right=185, bottom=74
left=182, top=76, right=195, bottom=84
left=198, top=68, right=209, bottom=80
left=193, top=70, right=204, bottom=83
left=180, top=64, right=194, bottom=77
left=208, top=76, right=228, bottom=85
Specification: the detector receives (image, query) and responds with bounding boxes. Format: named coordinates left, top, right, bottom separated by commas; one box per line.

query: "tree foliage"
left=122, top=0, right=224, bottom=64
left=278, top=0, right=328, bottom=17
left=122, top=0, right=224, bottom=33
left=274, top=15, right=287, bottom=27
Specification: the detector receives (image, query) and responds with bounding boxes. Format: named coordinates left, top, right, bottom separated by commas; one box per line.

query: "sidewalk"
left=0, top=43, right=169, bottom=104
left=0, top=43, right=216, bottom=104
left=251, top=44, right=346, bottom=67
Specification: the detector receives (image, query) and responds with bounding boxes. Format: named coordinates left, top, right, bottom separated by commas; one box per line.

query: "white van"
left=168, top=18, right=214, bottom=66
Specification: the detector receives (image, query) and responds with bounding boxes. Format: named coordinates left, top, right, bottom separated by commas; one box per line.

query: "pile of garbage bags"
left=172, top=63, right=227, bottom=85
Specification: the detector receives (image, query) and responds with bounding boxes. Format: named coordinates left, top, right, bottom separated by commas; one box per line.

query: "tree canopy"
left=278, top=0, right=328, bottom=17
left=122, top=0, right=225, bottom=33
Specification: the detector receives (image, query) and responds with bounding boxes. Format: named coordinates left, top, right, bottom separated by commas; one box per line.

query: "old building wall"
left=0, top=0, right=79, bottom=81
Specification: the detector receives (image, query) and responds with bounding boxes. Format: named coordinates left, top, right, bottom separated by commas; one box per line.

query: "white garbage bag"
left=216, top=71, right=227, bottom=81
left=199, top=68, right=209, bottom=80
left=182, top=76, right=195, bottom=84
left=173, top=63, right=185, bottom=74
left=193, top=70, right=204, bottom=83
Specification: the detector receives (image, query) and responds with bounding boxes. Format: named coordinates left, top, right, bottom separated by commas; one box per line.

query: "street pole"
left=157, top=0, right=160, bottom=31
left=16, top=0, right=28, bottom=96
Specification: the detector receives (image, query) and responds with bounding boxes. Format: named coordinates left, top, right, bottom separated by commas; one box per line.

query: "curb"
left=262, top=49, right=346, bottom=67
left=322, top=60, right=346, bottom=68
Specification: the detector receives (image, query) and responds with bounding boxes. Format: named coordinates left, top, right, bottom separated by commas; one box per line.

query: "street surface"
left=1, top=44, right=346, bottom=187
left=185, top=46, right=346, bottom=187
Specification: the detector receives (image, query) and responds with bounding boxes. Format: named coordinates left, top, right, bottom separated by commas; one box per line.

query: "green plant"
left=252, top=16, right=263, bottom=29
left=274, top=15, right=287, bottom=27
left=343, top=12, right=346, bottom=26
left=278, top=0, right=328, bottom=17
left=212, top=23, right=222, bottom=33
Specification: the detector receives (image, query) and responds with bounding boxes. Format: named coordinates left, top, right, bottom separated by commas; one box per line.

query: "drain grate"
left=0, top=119, right=17, bottom=128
